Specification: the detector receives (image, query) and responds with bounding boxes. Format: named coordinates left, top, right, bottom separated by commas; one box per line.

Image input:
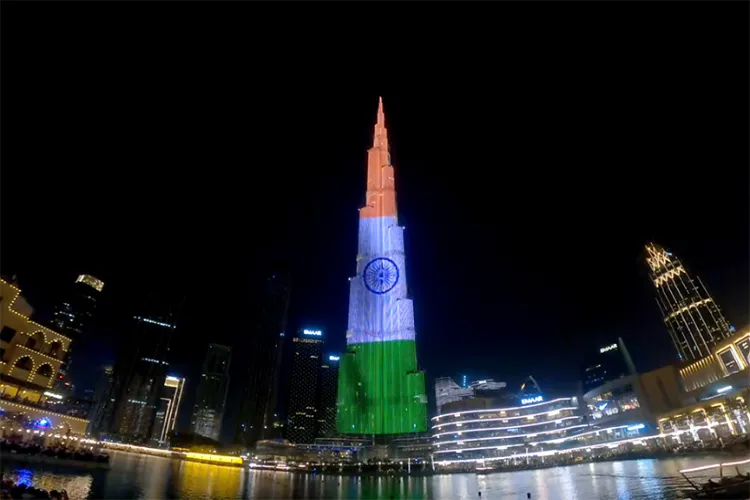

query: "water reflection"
left=0, top=451, right=747, bottom=499
left=612, top=460, right=630, bottom=500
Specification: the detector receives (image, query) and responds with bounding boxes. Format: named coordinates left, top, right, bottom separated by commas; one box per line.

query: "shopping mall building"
left=432, top=394, right=650, bottom=466
left=432, top=329, right=750, bottom=467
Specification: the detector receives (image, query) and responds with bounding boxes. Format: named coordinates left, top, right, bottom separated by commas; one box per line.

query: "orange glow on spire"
left=373, top=96, right=388, bottom=150
left=361, top=97, right=397, bottom=219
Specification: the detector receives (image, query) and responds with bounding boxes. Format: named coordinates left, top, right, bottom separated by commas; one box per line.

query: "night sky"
left=2, top=4, right=748, bottom=430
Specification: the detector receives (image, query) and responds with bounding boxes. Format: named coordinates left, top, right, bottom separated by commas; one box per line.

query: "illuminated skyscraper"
left=50, top=274, right=104, bottom=391
left=235, top=269, right=291, bottom=448
left=191, top=344, right=231, bottom=441
left=151, top=375, right=185, bottom=444
left=98, top=296, right=179, bottom=443
left=317, top=354, right=339, bottom=438
left=286, top=328, right=324, bottom=443
left=337, top=98, right=428, bottom=435
left=581, top=338, right=637, bottom=393
left=645, top=243, right=733, bottom=362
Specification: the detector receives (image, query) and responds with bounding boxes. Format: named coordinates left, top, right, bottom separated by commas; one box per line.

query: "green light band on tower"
left=337, top=340, right=427, bottom=434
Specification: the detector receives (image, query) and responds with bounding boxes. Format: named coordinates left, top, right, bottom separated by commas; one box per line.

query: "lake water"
left=1, top=451, right=748, bottom=499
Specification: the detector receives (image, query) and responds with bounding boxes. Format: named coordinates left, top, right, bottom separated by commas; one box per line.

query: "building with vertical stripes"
left=645, top=243, right=733, bottom=362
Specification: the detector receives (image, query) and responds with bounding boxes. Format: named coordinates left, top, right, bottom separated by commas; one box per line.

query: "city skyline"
left=2, top=3, right=750, bottom=498
left=3, top=7, right=748, bottom=436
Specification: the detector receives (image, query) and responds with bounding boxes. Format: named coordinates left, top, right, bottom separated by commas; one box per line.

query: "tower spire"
left=362, top=97, right=396, bottom=219
left=373, top=96, right=388, bottom=150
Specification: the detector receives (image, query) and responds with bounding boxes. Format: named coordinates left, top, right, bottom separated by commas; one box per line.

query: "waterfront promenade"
left=2, top=450, right=749, bottom=499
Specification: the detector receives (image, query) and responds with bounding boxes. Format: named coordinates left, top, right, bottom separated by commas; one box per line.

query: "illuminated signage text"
left=521, top=396, right=543, bottom=405
left=600, top=344, right=618, bottom=353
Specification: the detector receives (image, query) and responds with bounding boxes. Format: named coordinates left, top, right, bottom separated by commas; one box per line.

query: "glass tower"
left=645, top=243, right=733, bottom=362
left=50, top=274, right=104, bottom=391
left=234, top=269, right=291, bottom=447
left=191, top=344, right=231, bottom=441
left=317, top=354, right=339, bottom=438
left=337, top=98, right=428, bottom=435
left=286, top=330, right=324, bottom=443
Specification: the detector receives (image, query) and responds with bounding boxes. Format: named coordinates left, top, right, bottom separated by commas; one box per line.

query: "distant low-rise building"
left=434, top=377, right=507, bottom=414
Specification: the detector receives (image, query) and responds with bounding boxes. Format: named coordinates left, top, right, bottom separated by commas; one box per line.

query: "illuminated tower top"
left=361, top=97, right=397, bottom=220
left=645, top=242, right=733, bottom=361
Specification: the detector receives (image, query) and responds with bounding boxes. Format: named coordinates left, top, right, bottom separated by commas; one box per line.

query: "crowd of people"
left=0, top=438, right=109, bottom=464
left=0, top=478, right=69, bottom=500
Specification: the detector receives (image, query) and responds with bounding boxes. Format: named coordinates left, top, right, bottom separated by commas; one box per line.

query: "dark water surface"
left=1, top=451, right=748, bottom=499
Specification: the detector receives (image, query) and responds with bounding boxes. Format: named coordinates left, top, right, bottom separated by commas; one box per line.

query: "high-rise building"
left=49, top=274, right=104, bottom=391
left=645, top=243, right=733, bottom=362
left=151, top=375, right=185, bottom=444
left=581, top=337, right=637, bottom=393
left=337, top=98, right=428, bottom=435
left=235, top=270, right=291, bottom=448
left=98, top=299, right=178, bottom=443
left=317, top=353, right=339, bottom=439
left=191, top=344, right=231, bottom=441
left=286, top=328, right=324, bottom=443
left=87, top=365, right=114, bottom=435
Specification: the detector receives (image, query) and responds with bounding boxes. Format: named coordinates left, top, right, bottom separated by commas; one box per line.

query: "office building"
left=581, top=337, right=637, bottom=393
left=338, top=98, right=428, bottom=435
left=317, top=353, right=339, bottom=438
left=0, top=279, right=89, bottom=435
left=191, top=344, right=231, bottom=441
left=286, top=328, right=324, bottom=443
left=87, top=365, right=114, bottom=435
left=99, top=298, right=178, bottom=443
left=645, top=243, right=733, bottom=361
left=152, top=375, right=185, bottom=444
left=235, top=269, right=291, bottom=448
left=49, top=274, right=104, bottom=391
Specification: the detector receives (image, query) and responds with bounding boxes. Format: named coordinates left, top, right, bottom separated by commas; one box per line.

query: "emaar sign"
left=521, top=396, right=543, bottom=405
left=303, top=329, right=322, bottom=336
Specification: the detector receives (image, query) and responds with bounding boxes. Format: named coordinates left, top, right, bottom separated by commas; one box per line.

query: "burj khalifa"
left=336, top=98, right=428, bottom=435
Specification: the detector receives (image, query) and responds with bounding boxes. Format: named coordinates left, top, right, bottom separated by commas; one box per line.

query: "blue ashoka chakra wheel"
left=362, top=257, right=400, bottom=295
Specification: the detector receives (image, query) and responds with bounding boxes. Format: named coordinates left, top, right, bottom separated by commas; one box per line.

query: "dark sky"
left=2, top=4, right=748, bottom=425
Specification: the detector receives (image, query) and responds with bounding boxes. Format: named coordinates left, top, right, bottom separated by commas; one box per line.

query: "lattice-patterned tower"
left=337, top=98, right=428, bottom=435
left=645, top=242, right=733, bottom=362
